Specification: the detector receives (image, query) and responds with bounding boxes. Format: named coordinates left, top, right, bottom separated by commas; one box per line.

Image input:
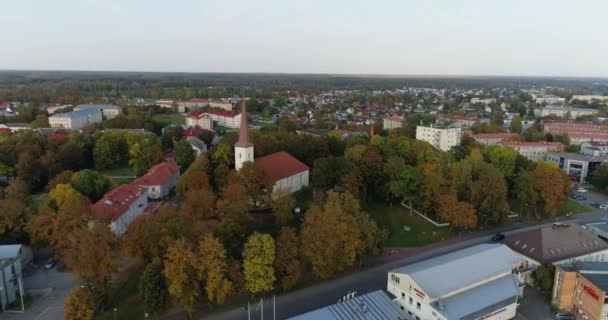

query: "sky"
left=2, top=0, right=608, bottom=77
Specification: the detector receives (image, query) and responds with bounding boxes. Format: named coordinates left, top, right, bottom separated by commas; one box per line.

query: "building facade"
left=74, top=104, right=122, bottom=120
left=547, top=153, right=608, bottom=184
left=535, top=106, right=598, bottom=119
left=472, top=133, right=519, bottom=146
left=553, top=262, right=608, bottom=320
left=0, top=245, right=24, bottom=312
left=383, top=117, right=403, bottom=130
left=132, top=162, right=180, bottom=200
left=49, top=108, right=103, bottom=129
left=415, top=125, right=461, bottom=151
left=500, top=141, right=564, bottom=161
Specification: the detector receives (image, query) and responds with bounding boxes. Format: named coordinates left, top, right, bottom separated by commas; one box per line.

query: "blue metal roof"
left=50, top=108, right=100, bottom=119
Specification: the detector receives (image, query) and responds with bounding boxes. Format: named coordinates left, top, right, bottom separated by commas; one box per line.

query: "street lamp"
left=113, top=308, right=117, bottom=320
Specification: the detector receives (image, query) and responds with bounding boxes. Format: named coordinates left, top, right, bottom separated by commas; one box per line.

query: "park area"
left=152, top=113, right=185, bottom=127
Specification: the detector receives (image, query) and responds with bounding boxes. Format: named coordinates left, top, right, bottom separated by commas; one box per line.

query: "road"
left=198, top=196, right=608, bottom=320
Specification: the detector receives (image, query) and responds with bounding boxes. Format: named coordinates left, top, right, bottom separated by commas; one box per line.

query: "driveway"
left=516, top=287, right=553, bottom=320
left=2, top=266, right=76, bottom=320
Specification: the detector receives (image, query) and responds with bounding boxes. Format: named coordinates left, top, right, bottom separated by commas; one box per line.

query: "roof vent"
left=104, top=200, right=112, bottom=205
left=530, top=248, right=535, bottom=253
left=522, top=244, right=527, bottom=249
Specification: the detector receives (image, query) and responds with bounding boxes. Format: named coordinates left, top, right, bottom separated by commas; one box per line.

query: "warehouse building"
left=387, top=244, right=526, bottom=320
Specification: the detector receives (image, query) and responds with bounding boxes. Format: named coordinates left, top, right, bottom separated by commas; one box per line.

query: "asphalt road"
left=199, top=201, right=608, bottom=320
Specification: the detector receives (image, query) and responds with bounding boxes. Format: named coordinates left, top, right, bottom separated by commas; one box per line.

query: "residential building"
left=0, top=245, right=25, bottom=312
left=234, top=100, right=309, bottom=194
left=582, top=141, right=608, bottom=156
left=437, top=114, right=479, bottom=134
left=552, top=262, right=608, bottom=320
left=288, top=290, right=407, bottom=320
left=544, top=121, right=608, bottom=145
left=46, top=104, right=72, bottom=114
left=49, top=108, right=103, bottom=129
left=132, top=162, right=180, bottom=200
left=472, top=133, right=519, bottom=146
left=415, top=125, right=461, bottom=151
left=91, top=184, right=148, bottom=236
left=547, top=153, right=608, bottom=184
left=536, top=96, right=566, bottom=105
left=387, top=244, right=526, bottom=320
left=74, top=104, right=122, bottom=120
left=383, top=116, right=403, bottom=130
left=176, top=98, right=209, bottom=112
left=504, top=224, right=608, bottom=279
left=185, top=136, right=208, bottom=157
left=209, top=101, right=233, bottom=111
left=571, top=95, right=608, bottom=102
left=185, top=110, right=241, bottom=129
left=499, top=141, right=564, bottom=161
left=534, top=105, right=598, bottom=119
left=470, top=97, right=496, bottom=105
left=0, top=123, right=30, bottom=132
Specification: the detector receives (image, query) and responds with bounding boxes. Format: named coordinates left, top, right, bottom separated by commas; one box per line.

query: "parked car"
left=552, top=222, right=570, bottom=229
left=44, top=258, right=57, bottom=270
left=577, top=187, right=588, bottom=193
left=491, top=233, right=505, bottom=241
left=554, top=312, right=575, bottom=320
left=600, top=204, right=608, bottom=210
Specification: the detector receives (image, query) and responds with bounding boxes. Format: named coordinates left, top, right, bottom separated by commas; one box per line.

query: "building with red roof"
left=90, top=184, right=148, bottom=236
left=500, top=141, right=564, bottom=161
left=234, top=100, right=310, bottom=194
left=185, top=110, right=241, bottom=129
left=472, top=133, right=519, bottom=146
left=132, top=162, right=181, bottom=200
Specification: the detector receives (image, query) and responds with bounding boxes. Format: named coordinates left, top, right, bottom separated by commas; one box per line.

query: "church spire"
left=235, top=98, right=252, bottom=148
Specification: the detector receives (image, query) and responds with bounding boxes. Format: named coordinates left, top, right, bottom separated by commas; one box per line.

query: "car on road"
left=577, top=187, right=588, bottom=193
left=601, top=204, right=608, bottom=210
left=491, top=233, right=505, bottom=241
left=44, top=258, right=57, bottom=269
left=552, top=222, right=570, bottom=229
left=554, top=312, right=575, bottom=319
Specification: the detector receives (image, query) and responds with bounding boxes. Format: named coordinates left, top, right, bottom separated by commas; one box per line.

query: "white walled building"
left=185, top=111, right=241, bottom=130
left=49, top=108, right=103, bottom=129
left=536, top=96, right=566, bottom=105
left=500, top=141, right=564, bottom=161
left=383, top=117, right=403, bottom=130
left=0, top=245, right=24, bottom=312
left=132, top=162, right=180, bottom=200
left=387, top=244, right=525, bottom=320
left=91, top=184, right=148, bottom=236
left=534, top=105, right=598, bottom=119
left=74, top=104, right=122, bottom=120
left=415, top=125, right=461, bottom=151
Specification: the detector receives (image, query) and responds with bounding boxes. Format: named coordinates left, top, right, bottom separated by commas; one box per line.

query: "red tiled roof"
left=186, top=111, right=207, bottom=119
left=207, top=110, right=239, bottom=118
left=438, top=114, right=480, bottom=121
left=189, top=98, right=209, bottom=103
left=132, top=162, right=180, bottom=186
left=0, top=128, right=11, bottom=133
left=90, top=184, right=146, bottom=221
left=184, top=128, right=216, bottom=138
left=48, top=133, right=70, bottom=139
left=255, top=151, right=309, bottom=182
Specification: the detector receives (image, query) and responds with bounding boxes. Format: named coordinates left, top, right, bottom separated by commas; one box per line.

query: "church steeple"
left=234, top=98, right=254, bottom=170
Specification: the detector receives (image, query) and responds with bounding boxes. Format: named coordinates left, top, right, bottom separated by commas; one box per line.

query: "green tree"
left=139, top=259, right=167, bottom=315
left=471, top=166, right=509, bottom=225
left=242, top=232, right=275, bottom=295
left=174, top=139, right=195, bottom=172
left=509, top=115, right=522, bottom=133
left=514, top=172, right=539, bottom=217
left=592, top=163, right=608, bottom=191
left=487, top=146, right=518, bottom=179
left=70, top=169, right=111, bottom=202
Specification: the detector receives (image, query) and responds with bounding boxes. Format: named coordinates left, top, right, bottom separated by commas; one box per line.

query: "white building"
left=571, top=95, right=608, bottom=102
left=536, top=96, right=566, bottom=105
left=415, top=125, right=461, bottom=152
left=500, top=141, right=564, bottom=161
left=472, top=133, right=519, bottom=146
left=132, top=162, right=180, bottom=200
left=49, top=108, right=103, bottom=129
left=387, top=244, right=526, bottom=320
left=547, top=152, right=608, bottom=184
left=91, top=184, right=149, bottom=236
left=0, top=123, right=30, bottom=133
left=185, top=111, right=241, bottom=130
left=383, top=117, right=403, bottom=130
left=186, top=136, right=208, bottom=157
left=534, top=105, right=598, bottom=119
left=0, top=245, right=25, bottom=312
left=74, top=104, right=122, bottom=120
left=471, top=97, right=496, bottom=105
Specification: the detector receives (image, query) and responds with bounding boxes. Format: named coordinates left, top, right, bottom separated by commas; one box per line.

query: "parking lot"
left=516, top=287, right=554, bottom=320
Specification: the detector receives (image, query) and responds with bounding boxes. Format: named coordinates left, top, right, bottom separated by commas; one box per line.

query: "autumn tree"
left=216, top=183, right=250, bottom=251
left=238, top=162, right=273, bottom=208
left=417, top=163, right=444, bottom=213
left=196, top=234, right=232, bottom=307
left=129, top=137, right=164, bottom=176
left=139, top=259, right=167, bottom=315
left=529, top=161, right=571, bottom=217
left=163, top=238, right=199, bottom=317
left=181, top=188, right=216, bottom=220
left=242, top=232, right=276, bottom=295
left=270, top=190, right=295, bottom=226
left=438, top=195, right=478, bottom=230
left=275, top=227, right=301, bottom=291
left=514, top=171, right=539, bottom=217
left=0, top=198, right=28, bottom=242
left=63, top=224, right=115, bottom=311
left=63, top=288, right=95, bottom=320
left=471, top=166, right=509, bottom=225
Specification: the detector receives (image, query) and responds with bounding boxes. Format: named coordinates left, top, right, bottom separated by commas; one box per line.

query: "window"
left=416, top=317, right=420, bottom=320
left=400, top=306, right=404, bottom=310
left=401, top=293, right=405, bottom=298
left=409, top=297, right=413, bottom=304
left=416, top=302, right=421, bottom=309
left=408, top=311, right=412, bottom=316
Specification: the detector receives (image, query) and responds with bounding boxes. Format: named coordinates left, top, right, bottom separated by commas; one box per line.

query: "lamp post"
left=113, top=307, right=117, bottom=320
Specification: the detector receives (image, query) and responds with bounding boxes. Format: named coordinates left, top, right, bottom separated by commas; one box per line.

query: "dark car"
left=491, top=233, right=505, bottom=241
left=44, top=258, right=57, bottom=270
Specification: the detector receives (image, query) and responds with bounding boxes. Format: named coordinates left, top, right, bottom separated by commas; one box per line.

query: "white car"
left=577, top=187, right=588, bottom=193
left=600, top=204, right=608, bottom=210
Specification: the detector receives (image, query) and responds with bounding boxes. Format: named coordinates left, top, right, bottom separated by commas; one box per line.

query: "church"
left=234, top=100, right=310, bottom=194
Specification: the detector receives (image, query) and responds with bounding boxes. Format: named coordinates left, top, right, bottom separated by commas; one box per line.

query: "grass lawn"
left=29, top=193, right=48, bottom=210
left=559, top=199, right=592, bottom=215
left=153, top=113, right=184, bottom=126
left=251, top=121, right=277, bottom=129
left=101, top=167, right=135, bottom=185
left=369, top=203, right=455, bottom=247
left=95, top=271, right=152, bottom=320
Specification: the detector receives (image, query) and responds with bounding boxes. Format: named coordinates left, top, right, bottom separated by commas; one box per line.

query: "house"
left=544, top=121, right=608, bottom=145
left=387, top=244, right=526, bottom=320
left=132, top=162, right=180, bottom=200
left=186, top=136, right=207, bottom=157
left=90, top=184, right=149, bottom=236
left=0, top=123, right=30, bottom=133
left=546, top=152, right=608, bottom=184
left=49, top=108, right=103, bottom=129
left=415, top=125, right=461, bottom=152
left=185, top=110, right=242, bottom=130
left=472, top=133, right=519, bottom=146
left=74, top=104, right=122, bottom=120
left=436, top=114, right=480, bottom=134
left=535, top=96, right=566, bottom=105
left=504, top=224, right=608, bottom=282
left=234, top=100, right=309, bottom=194
left=582, top=141, right=608, bottom=156
left=534, top=105, right=598, bottom=119
left=499, top=141, right=564, bottom=161
left=552, top=262, right=608, bottom=320
left=0, top=245, right=25, bottom=312
left=383, top=116, right=403, bottom=130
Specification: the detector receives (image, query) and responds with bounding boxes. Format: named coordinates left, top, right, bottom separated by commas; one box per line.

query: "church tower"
left=234, top=98, right=254, bottom=170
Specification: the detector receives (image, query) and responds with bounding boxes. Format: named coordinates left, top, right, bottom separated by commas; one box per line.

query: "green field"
left=153, top=113, right=185, bottom=126
left=100, top=167, right=136, bottom=184
left=559, top=199, right=592, bottom=215
left=370, top=203, right=455, bottom=247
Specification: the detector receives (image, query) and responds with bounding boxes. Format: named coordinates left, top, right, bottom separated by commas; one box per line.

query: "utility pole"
left=273, top=295, right=276, bottom=320
left=261, top=297, right=264, bottom=320
left=248, top=302, right=250, bottom=320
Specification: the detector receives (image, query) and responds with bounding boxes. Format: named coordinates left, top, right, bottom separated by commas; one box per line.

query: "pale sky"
left=2, top=0, right=608, bottom=77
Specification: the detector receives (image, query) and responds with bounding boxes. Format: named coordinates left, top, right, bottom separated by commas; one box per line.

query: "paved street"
left=516, top=287, right=553, bottom=320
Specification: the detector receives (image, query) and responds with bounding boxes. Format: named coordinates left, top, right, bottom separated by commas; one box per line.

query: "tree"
left=0, top=198, right=28, bottom=242
left=163, top=238, right=199, bottom=317
left=31, top=113, right=50, bottom=129
left=471, top=167, right=509, bottom=225
left=212, top=143, right=234, bottom=168
left=181, top=187, right=216, bottom=220
left=3, top=179, right=30, bottom=200
left=63, top=224, right=115, bottom=311
left=16, top=152, right=47, bottom=191
left=238, top=162, right=273, bottom=208
left=161, top=126, right=184, bottom=151
left=487, top=146, right=518, bottom=179
left=301, top=191, right=362, bottom=279
left=529, top=162, right=571, bottom=217
left=418, top=163, right=444, bottom=213
left=385, top=157, right=420, bottom=200
left=63, top=288, right=95, bottom=320
left=174, top=139, right=195, bottom=172
left=509, top=115, right=522, bottom=133
left=242, top=232, right=275, bottom=295
left=592, top=163, right=608, bottom=191
left=129, top=140, right=164, bottom=176
left=532, top=264, right=556, bottom=299
left=139, top=259, right=167, bottom=315
left=271, top=190, right=295, bottom=226
left=56, top=142, right=84, bottom=171
left=196, top=234, right=232, bottom=306
left=438, top=195, right=478, bottom=230
left=93, top=132, right=128, bottom=170
left=70, top=169, right=111, bottom=202
left=217, top=183, right=250, bottom=251
left=514, top=172, right=539, bottom=217
left=274, top=227, right=301, bottom=291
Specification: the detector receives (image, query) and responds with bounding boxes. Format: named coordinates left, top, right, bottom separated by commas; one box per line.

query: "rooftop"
left=132, top=162, right=180, bottom=186
left=75, top=104, right=122, bottom=110
left=472, top=133, right=519, bottom=139
left=288, top=290, right=406, bottom=320
left=91, top=184, right=146, bottom=221
left=391, top=244, right=523, bottom=299
left=0, top=244, right=22, bottom=259
left=504, top=224, right=608, bottom=264
left=548, top=152, right=608, bottom=162
left=50, top=108, right=100, bottom=119
left=500, top=141, right=563, bottom=148
left=255, top=151, right=309, bottom=182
